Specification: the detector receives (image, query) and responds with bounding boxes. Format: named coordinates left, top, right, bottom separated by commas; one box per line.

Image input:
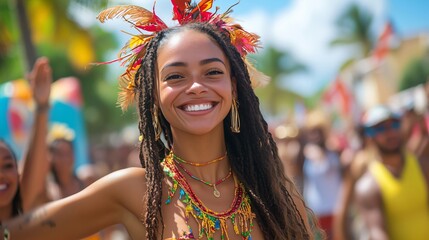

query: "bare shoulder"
left=84, top=167, right=147, bottom=212
left=350, top=150, right=372, bottom=181
left=354, top=171, right=380, bottom=207
left=101, top=167, right=147, bottom=185
left=88, top=167, right=146, bottom=191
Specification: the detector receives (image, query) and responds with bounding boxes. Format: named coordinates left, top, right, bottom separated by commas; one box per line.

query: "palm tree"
left=330, top=3, right=374, bottom=69
left=253, top=46, right=307, bottom=116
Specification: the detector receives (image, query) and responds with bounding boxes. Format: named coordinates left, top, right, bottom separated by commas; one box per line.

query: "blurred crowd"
left=1, top=57, right=429, bottom=240
left=272, top=82, right=429, bottom=240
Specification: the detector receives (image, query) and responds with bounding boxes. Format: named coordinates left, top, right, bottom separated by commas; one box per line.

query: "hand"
left=28, top=57, right=52, bottom=108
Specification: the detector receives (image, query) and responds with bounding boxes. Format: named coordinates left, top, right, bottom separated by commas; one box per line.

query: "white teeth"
left=0, top=184, right=7, bottom=191
left=184, top=103, right=213, bottom=112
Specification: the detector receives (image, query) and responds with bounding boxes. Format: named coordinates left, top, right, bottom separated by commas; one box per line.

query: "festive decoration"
left=96, top=0, right=269, bottom=110
left=47, top=123, right=76, bottom=144
left=162, top=152, right=255, bottom=239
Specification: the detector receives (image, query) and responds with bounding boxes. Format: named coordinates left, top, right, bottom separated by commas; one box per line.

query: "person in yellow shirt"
left=355, top=105, right=429, bottom=240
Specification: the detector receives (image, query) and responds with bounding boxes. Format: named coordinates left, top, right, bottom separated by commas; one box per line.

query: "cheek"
left=6, top=169, right=19, bottom=183
left=159, top=86, right=180, bottom=111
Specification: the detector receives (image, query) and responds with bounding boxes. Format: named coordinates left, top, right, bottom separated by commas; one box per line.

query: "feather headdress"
left=96, top=0, right=270, bottom=110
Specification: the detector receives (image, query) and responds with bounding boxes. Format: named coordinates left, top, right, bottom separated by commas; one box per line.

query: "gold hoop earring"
left=231, top=98, right=240, bottom=133
left=153, top=106, right=162, bottom=140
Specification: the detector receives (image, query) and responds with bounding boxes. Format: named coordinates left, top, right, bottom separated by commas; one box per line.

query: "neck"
left=171, top=125, right=229, bottom=183
left=380, top=152, right=404, bottom=170
left=0, top=203, right=13, bottom=221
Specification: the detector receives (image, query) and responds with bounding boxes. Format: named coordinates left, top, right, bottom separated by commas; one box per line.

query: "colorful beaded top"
left=161, top=152, right=255, bottom=239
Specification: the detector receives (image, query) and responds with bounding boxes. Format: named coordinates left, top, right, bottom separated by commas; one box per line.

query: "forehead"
left=157, top=29, right=227, bottom=66
left=0, top=142, right=14, bottom=160
left=50, top=139, right=73, bottom=149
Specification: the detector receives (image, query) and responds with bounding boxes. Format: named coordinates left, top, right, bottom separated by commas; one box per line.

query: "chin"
left=179, top=123, right=224, bottom=136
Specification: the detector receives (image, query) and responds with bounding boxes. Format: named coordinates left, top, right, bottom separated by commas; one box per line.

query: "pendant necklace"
left=174, top=160, right=232, bottom=198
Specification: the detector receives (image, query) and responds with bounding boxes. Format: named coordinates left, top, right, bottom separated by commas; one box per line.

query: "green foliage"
left=0, top=1, right=25, bottom=83
left=330, top=3, right=374, bottom=58
left=253, top=46, right=307, bottom=117
left=37, top=26, right=137, bottom=136
left=0, top=0, right=137, bottom=139
left=399, top=57, right=429, bottom=91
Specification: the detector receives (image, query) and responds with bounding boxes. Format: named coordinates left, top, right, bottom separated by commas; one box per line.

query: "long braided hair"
left=135, top=22, right=312, bottom=239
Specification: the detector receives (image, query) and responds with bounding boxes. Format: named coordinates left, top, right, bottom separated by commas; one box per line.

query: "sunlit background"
left=1, top=0, right=428, bottom=159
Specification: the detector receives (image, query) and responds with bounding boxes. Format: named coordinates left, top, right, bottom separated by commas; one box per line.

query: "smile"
left=0, top=184, right=8, bottom=191
left=182, top=102, right=217, bottom=112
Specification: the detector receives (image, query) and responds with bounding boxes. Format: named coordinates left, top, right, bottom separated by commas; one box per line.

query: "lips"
left=180, top=102, right=217, bottom=112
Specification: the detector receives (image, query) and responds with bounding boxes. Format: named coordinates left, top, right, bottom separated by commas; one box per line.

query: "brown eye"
left=207, top=70, right=223, bottom=76
left=165, top=74, right=184, bottom=81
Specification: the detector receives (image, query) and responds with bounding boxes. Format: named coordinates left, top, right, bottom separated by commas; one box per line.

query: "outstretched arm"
left=3, top=168, right=147, bottom=240
left=20, top=57, right=52, bottom=211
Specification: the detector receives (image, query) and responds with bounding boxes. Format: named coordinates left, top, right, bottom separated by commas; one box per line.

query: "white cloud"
left=89, top=0, right=387, bottom=96
left=236, top=0, right=387, bottom=96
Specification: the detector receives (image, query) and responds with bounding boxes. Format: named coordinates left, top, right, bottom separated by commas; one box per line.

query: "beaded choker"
left=174, top=160, right=232, bottom=198
left=162, top=153, right=255, bottom=240
left=172, top=152, right=227, bottom=167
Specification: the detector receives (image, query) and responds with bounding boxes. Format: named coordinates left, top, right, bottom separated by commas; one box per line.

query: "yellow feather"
left=244, top=58, right=270, bottom=89
left=97, top=5, right=154, bottom=26
left=117, top=70, right=137, bottom=111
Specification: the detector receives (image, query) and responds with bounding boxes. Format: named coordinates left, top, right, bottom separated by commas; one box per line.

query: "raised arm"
left=20, top=57, right=52, bottom=211
left=2, top=167, right=147, bottom=240
left=333, top=150, right=371, bottom=240
left=354, top=174, right=388, bottom=240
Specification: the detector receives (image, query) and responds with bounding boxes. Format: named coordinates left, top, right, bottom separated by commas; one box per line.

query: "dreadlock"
left=135, top=22, right=313, bottom=239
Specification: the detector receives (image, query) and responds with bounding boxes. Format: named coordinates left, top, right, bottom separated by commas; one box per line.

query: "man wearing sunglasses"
left=354, top=105, right=429, bottom=240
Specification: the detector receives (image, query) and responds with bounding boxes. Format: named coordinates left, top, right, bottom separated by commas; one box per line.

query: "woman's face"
left=0, top=142, right=19, bottom=208
left=156, top=29, right=234, bottom=136
left=50, top=140, right=75, bottom=175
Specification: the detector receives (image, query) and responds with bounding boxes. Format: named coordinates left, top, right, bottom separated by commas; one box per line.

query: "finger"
left=29, top=58, right=47, bottom=84
left=34, top=58, right=52, bottom=84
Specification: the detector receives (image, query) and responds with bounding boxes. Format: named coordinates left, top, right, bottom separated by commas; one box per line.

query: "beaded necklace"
left=162, top=152, right=255, bottom=240
left=173, top=152, right=227, bottom=167
left=174, top=159, right=232, bottom=198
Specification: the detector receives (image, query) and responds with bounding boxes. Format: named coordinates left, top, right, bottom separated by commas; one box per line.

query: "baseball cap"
left=361, top=105, right=400, bottom=128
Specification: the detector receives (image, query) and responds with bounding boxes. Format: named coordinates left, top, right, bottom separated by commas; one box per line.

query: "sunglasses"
left=365, top=120, right=401, bottom=137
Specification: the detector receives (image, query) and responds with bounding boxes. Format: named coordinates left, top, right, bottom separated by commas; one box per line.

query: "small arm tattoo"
left=18, top=207, right=56, bottom=229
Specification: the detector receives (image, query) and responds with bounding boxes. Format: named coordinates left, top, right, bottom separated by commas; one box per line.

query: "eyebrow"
left=161, top=58, right=225, bottom=72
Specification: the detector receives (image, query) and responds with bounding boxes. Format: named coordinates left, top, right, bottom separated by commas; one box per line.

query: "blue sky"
left=92, top=0, right=429, bottom=96
left=231, top=0, right=429, bottom=36
left=388, top=0, right=429, bottom=35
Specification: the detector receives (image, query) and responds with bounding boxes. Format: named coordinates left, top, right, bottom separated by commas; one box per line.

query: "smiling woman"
left=1, top=1, right=316, bottom=240
left=0, top=140, right=22, bottom=220
left=156, top=30, right=234, bottom=137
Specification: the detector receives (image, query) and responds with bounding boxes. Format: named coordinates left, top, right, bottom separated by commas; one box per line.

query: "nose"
left=185, top=79, right=207, bottom=95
